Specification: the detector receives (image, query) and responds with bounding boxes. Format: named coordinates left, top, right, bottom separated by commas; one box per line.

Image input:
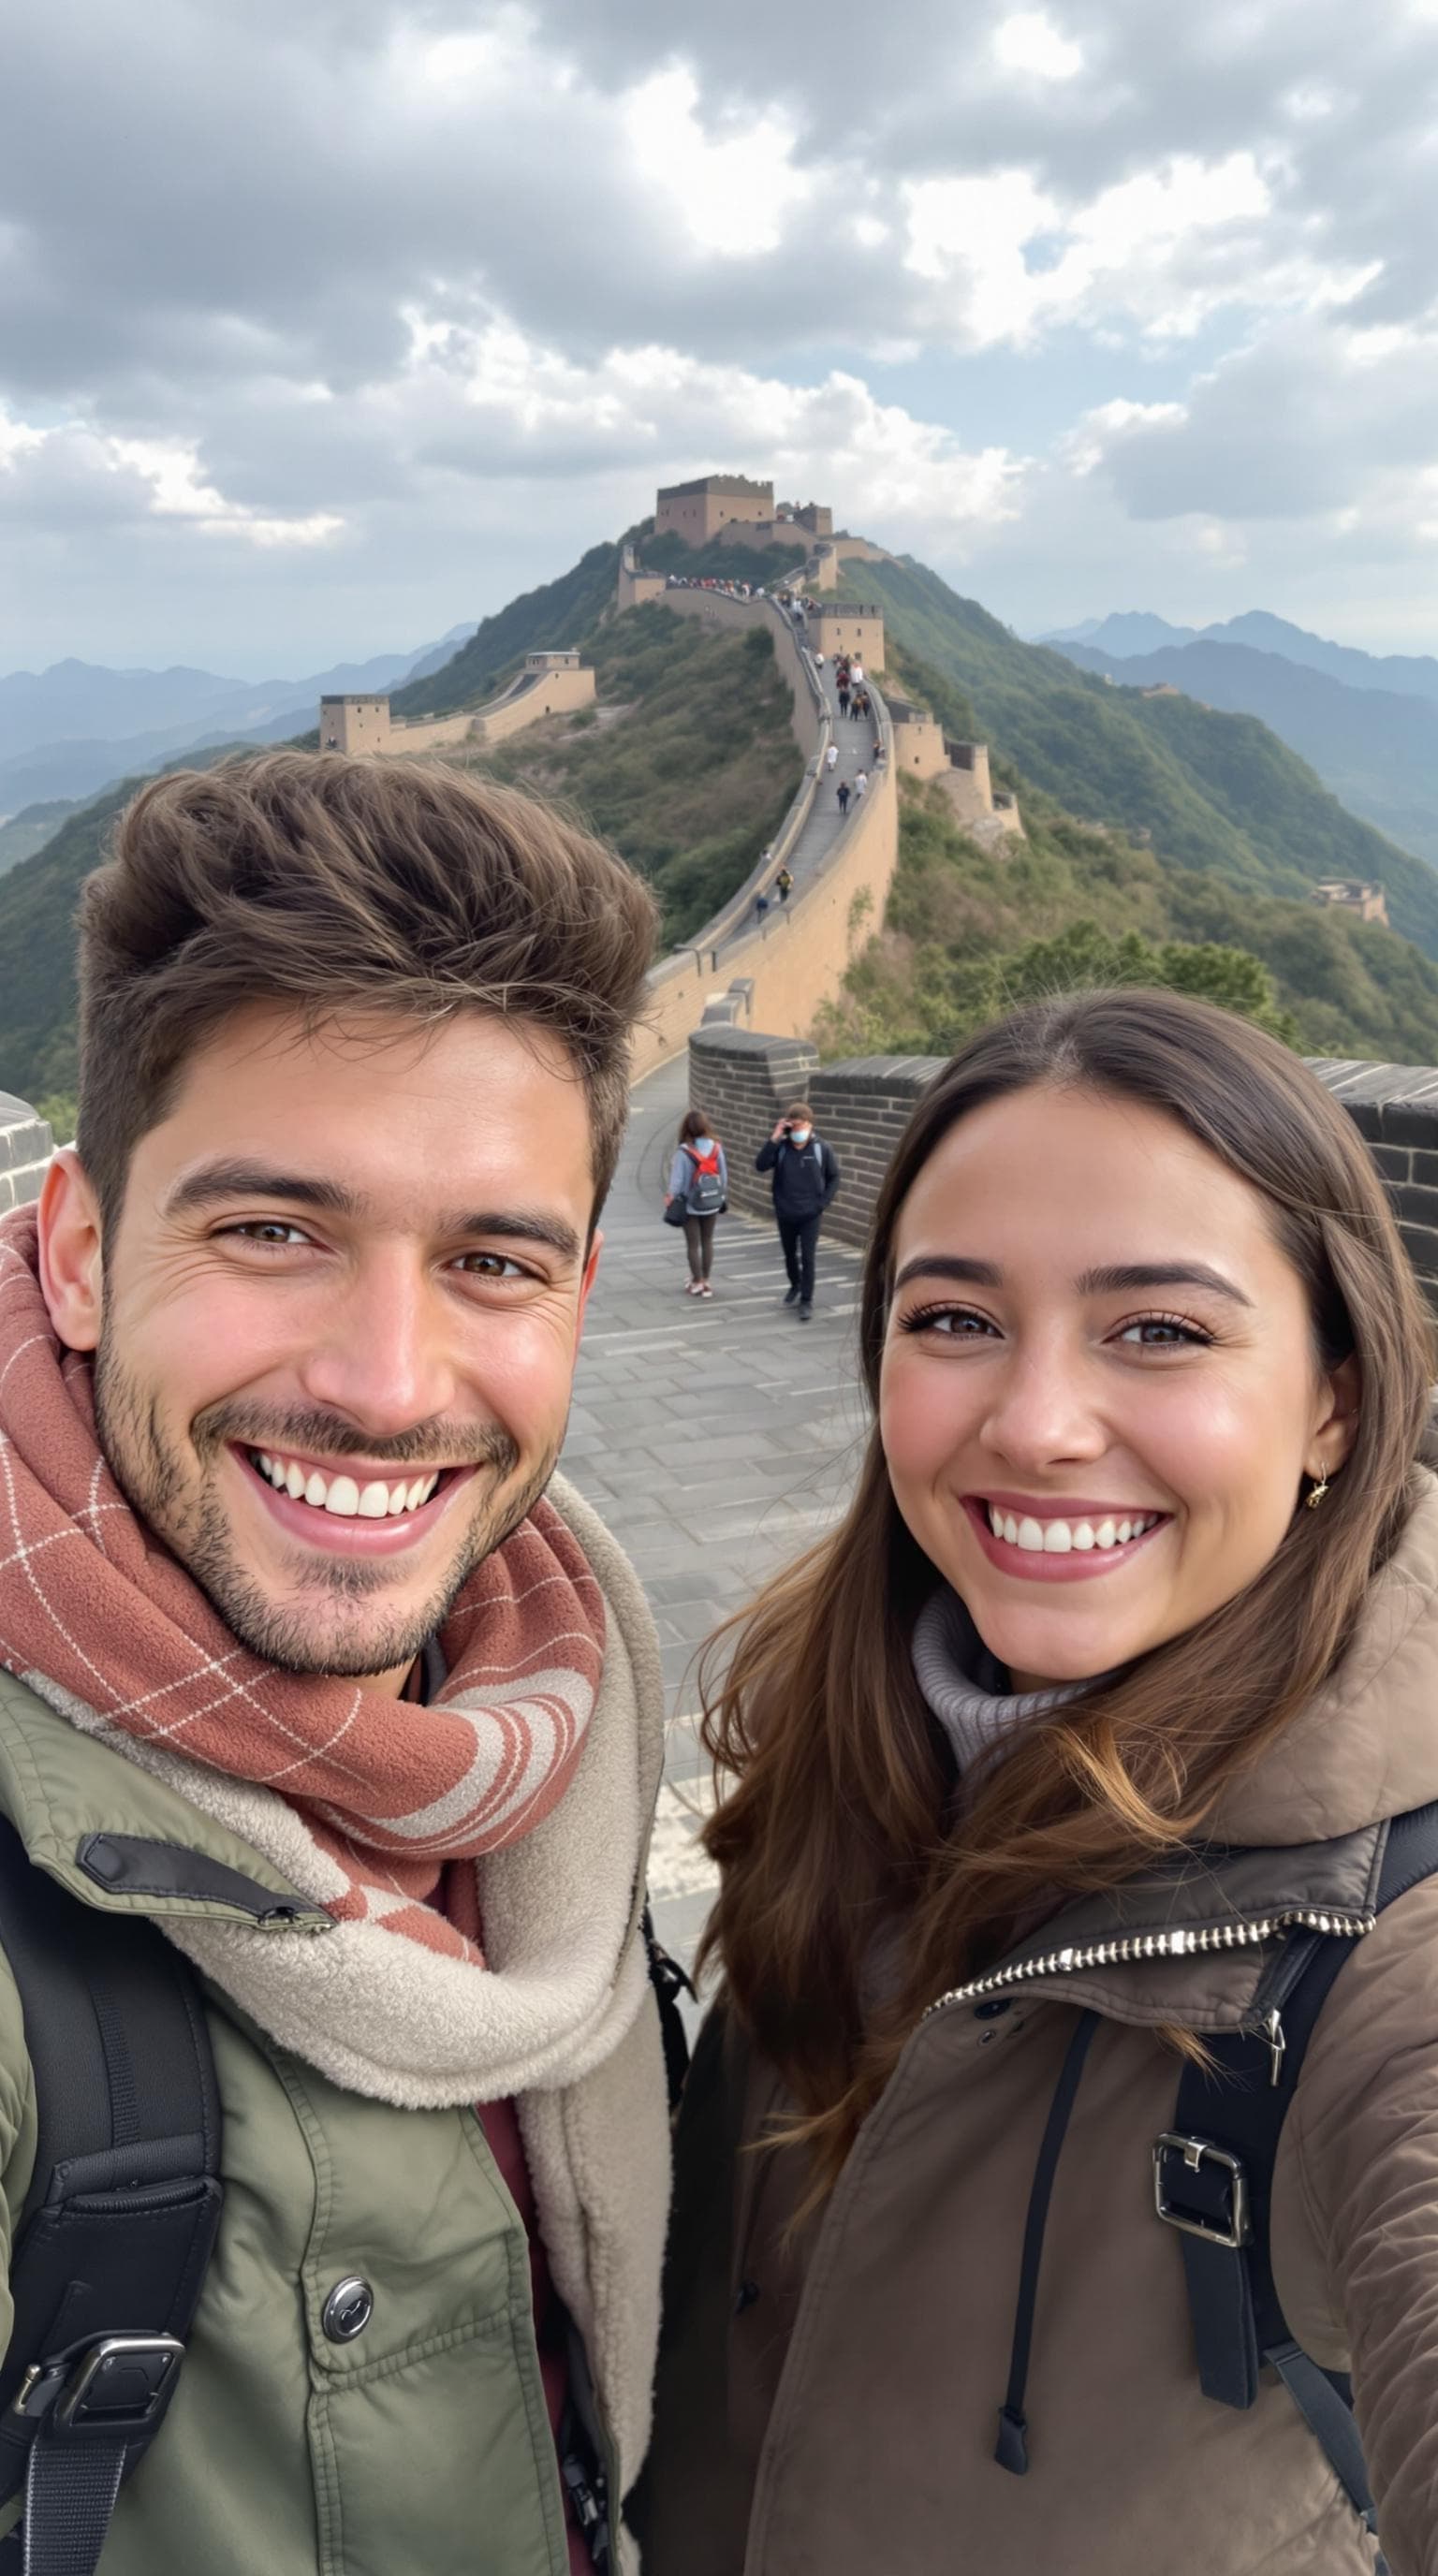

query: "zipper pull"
left=1261, top=2007, right=1285, bottom=2088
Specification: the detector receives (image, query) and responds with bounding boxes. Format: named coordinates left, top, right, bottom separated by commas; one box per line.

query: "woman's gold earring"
left=1306, top=1472, right=1330, bottom=1511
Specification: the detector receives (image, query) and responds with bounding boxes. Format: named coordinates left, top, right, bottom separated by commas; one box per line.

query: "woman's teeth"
left=251, top=1453, right=440, bottom=1518
left=986, top=1505, right=1161, bottom=1554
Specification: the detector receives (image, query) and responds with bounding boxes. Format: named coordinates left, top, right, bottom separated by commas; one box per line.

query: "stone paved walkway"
left=558, top=1053, right=869, bottom=1969
left=770, top=632, right=884, bottom=898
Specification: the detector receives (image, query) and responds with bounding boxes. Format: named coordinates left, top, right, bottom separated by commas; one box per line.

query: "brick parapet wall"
left=688, top=1039, right=1438, bottom=1313
left=0, top=1094, right=55, bottom=1215
left=687, top=1029, right=822, bottom=1222
left=470, top=661, right=595, bottom=747
left=1307, top=1060, right=1438, bottom=1302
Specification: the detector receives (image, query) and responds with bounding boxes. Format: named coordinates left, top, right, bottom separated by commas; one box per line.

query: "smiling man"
left=0, top=752, right=668, bottom=2576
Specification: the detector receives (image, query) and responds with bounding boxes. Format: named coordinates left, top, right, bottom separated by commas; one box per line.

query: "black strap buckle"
left=12, top=2337, right=185, bottom=2440
left=1152, top=2134, right=1251, bottom=2250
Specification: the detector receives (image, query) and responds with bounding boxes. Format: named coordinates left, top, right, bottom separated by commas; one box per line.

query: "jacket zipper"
left=921, top=1902, right=1375, bottom=2019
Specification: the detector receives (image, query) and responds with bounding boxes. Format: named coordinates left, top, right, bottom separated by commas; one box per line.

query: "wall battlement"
left=319, top=656, right=594, bottom=759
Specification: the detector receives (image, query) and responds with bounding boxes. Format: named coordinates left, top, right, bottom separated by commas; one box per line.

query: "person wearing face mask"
left=755, top=1104, right=841, bottom=1323
left=638, top=988, right=1438, bottom=2576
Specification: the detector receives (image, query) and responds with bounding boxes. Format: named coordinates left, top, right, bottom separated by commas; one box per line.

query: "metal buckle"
left=1152, top=2133, right=1251, bottom=2250
left=13, top=2336, right=184, bottom=2437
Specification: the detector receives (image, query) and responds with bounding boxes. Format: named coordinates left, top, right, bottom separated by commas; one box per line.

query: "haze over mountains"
left=1040, top=612, right=1438, bottom=871
left=0, top=624, right=477, bottom=819
left=1043, top=613, right=1438, bottom=707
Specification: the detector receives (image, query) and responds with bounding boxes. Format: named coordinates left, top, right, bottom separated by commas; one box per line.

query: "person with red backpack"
left=667, top=1108, right=728, bottom=1297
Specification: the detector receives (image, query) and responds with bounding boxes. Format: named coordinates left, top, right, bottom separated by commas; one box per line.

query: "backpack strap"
left=1158, top=1798, right=1438, bottom=2545
left=0, top=1816, right=223, bottom=2576
left=641, top=1902, right=695, bottom=2115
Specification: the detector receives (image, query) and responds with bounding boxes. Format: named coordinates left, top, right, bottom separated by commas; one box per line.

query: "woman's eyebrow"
left=891, top=1254, right=1252, bottom=1307
left=1077, top=1262, right=1253, bottom=1307
left=892, top=1255, right=1002, bottom=1292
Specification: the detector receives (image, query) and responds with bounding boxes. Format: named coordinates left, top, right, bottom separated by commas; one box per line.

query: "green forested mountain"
left=826, top=748, right=1438, bottom=1066
left=387, top=540, right=624, bottom=719
left=1054, top=637, right=1438, bottom=871
left=474, top=607, right=799, bottom=938
left=848, top=557, right=1438, bottom=959
left=0, top=773, right=155, bottom=1105
left=0, top=612, right=800, bottom=1107
left=0, top=798, right=80, bottom=878
left=9, top=525, right=1438, bottom=1120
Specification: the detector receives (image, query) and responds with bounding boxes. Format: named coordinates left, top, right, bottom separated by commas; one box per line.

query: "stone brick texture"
left=0, top=1092, right=54, bottom=1214
left=691, top=1039, right=1438, bottom=1317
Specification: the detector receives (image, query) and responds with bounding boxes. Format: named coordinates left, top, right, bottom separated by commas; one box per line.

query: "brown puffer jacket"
left=636, top=1475, right=1438, bottom=2575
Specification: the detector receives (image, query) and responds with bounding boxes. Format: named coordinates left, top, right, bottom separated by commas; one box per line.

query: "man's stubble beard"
left=92, top=1330, right=558, bottom=1679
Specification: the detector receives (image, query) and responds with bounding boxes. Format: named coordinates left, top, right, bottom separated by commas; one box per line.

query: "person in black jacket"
left=755, top=1102, right=841, bottom=1320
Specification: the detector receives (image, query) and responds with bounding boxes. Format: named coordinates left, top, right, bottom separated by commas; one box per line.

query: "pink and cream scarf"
left=0, top=1207, right=605, bottom=1965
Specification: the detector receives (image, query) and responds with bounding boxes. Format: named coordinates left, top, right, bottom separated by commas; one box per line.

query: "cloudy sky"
left=4, top=0, right=1437, bottom=675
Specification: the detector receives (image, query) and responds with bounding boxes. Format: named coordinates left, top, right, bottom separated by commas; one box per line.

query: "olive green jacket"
left=0, top=1474, right=669, bottom=2576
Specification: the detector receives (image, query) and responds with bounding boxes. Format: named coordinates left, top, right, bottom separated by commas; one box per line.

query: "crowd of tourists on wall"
left=663, top=571, right=770, bottom=601
left=2, top=736, right=1437, bottom=2576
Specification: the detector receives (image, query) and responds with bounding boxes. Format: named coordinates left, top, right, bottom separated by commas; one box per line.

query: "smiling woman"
left=638, top=985, right=1438, bottom=2576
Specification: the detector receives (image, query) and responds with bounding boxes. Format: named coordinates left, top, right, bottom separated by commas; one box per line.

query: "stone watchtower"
left=654, top=475, right=774, bottom=548
left=319, top=695, right=391, bottom=754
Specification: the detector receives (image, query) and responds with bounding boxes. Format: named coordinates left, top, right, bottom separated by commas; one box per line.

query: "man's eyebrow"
left=163, top=1166, right=583, bottom=1263
left=891, top=1253, right=1252, bottom=1307
left=163, top=1162, right=362, bottom=1220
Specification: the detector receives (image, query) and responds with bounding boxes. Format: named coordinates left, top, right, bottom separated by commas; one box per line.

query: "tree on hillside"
left=818, top=917, right=1300, bottom=1060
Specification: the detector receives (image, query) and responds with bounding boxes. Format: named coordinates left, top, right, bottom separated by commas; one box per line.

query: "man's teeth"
left=985, top=1505, right=1161, bottom=1553
left=253, top=1453, right=440, bottom=1517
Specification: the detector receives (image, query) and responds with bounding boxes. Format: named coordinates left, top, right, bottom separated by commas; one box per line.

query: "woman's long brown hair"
left=697, top=988, right=1435, bottom=2191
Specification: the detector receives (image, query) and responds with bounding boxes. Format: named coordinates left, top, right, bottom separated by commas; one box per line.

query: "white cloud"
left=622, top=66, right=809, bottom=257
left=0, top=412, right=343, bottom=547
left=901, top=151, right=1372, bottom=349
left=991, top=12, right=1084, bottom=79
left=4, top=0, right=1438, bottom=662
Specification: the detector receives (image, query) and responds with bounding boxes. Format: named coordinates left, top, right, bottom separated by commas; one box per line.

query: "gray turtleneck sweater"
left=911, top=1585, right=1098, bottom=1775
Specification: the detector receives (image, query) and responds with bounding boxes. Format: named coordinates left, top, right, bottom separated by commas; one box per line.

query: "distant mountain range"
left=0, top=625, right=477, bottom=819
left=1039, top=611, right=1438, bottom=871
left=1041, top=611, right=1438, bottom=707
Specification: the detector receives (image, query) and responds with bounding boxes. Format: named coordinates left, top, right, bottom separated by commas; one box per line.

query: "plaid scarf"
left=0, top=1207, right=605, bottom=1964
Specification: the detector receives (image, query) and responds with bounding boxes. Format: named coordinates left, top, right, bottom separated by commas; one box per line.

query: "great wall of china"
left=10, top=467, right=1438, bottom=1327
left=315, top=472, right=1022, bottom=1084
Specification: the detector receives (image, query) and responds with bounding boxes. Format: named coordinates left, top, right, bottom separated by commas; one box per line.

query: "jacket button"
left=322, top=2276, right=374, bottom=2343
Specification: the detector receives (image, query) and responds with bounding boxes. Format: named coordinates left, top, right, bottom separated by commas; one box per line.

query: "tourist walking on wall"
left=855, top=768, right=869, bottom=799
left=667, top=1106, right=728, bottom=1298
left=837, top=679, right=851, bottom=717
left=754, top=1104, right=840, bottom=1322
left=775, top=866, right=794, bottom=904
left=638, top=986, right=1438, bottom=2576
left=836, top=778, right=851, bottom=817
left=0, top=751, right=675, bottom=2576
left=825, top=741, right=840, bottom=772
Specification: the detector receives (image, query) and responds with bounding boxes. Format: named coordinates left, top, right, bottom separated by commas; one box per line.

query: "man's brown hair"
left=76, top=750, right=659, bottom=1224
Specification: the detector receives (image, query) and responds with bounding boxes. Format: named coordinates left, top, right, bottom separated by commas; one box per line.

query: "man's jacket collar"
left=0, top=1667, right=330, bottom=1930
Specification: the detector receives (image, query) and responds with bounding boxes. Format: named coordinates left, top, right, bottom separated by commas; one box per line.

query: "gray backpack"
left=682, top=1148, right=725, bottom=1218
